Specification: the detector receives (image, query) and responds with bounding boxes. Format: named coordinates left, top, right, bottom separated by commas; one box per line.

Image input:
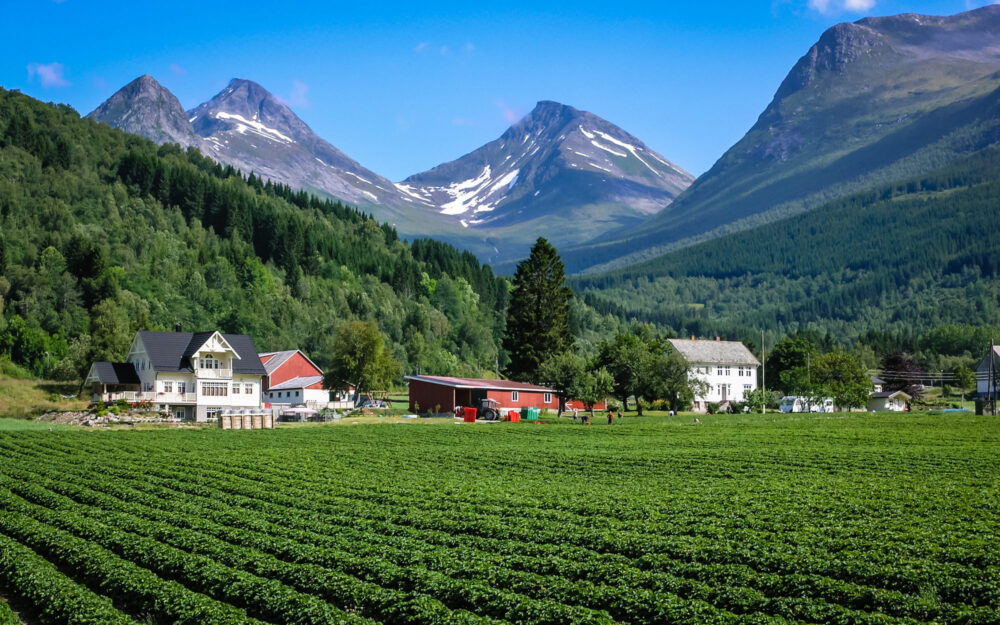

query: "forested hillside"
left=574, top=146, right=1000, bottom=348
left=0, top=88, right=518, bottom=380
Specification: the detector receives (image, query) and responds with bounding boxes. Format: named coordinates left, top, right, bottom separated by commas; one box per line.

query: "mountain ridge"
left=562, top=4, right=1000, bottom=273
left=87, top=80, right=692, bottom=266
left=400, top=99, right=693, bottom=264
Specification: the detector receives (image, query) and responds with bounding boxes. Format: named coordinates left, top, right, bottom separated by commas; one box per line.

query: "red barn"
left=407, top=375, right=564, bottom=414
left=260, top=350, right=330, bottom=406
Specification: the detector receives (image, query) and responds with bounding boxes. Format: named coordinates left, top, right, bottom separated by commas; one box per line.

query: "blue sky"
left=4, top=0, right=996, bottom=179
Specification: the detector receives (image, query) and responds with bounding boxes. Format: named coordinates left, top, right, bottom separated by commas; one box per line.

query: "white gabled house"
left=867, top=390, right=911, bottom=412
left=976, top=345, right=1000, bottom=400
left=668, top=337, right=761, bottom=413
left=84, top=330, right=267, bottom=421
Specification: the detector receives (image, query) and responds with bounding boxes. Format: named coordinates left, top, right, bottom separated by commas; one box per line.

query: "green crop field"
left=0, top=413, right=998, bottom=625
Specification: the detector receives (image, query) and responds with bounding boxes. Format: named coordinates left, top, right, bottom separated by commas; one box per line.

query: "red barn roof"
left=406, top=375, right=553, bottom=392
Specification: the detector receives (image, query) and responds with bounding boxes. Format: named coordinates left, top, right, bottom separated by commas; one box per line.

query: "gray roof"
left=871, top=390, right=912, bottom=400
left=91, top=362, right=140, bottom=385
left=259, top=350, right=298, bottom=375
left=668, top=338, right=761, bottom=366
left=137, top=330, right=266, bottom=375
left=268, top=375, right=324, bottom=391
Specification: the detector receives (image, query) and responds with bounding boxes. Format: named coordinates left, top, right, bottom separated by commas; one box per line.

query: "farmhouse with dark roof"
left=84, top=330, right=267, bottom=421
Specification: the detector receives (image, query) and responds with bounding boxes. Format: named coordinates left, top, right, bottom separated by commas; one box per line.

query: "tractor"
left=477, top=398, right=503, bottom=421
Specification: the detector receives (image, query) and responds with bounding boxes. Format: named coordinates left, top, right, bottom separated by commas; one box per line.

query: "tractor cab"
left=477, top=398, right=502, bottom=421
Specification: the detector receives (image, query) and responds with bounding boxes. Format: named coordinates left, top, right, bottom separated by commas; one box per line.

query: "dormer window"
left=199, top=356, right=221, bottom=369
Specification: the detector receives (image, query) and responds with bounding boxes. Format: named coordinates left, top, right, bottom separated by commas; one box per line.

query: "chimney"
left=175, top=322, right=183, bottom=332
left=715, top=336, right=721, bottom=341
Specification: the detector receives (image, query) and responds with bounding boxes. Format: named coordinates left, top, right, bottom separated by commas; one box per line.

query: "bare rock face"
left=401, top=100, right=693, bottom=236
left=87, top=75, right=201, bottom=147
left=185, top=79, right=414, bottom=213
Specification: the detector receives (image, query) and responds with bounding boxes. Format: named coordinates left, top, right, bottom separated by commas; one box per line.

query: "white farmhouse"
left=84, top=330, right=267, bottom=422
left=668, top=337, right=761, bottom=413
left=976, top=345, right=1000, bottom=399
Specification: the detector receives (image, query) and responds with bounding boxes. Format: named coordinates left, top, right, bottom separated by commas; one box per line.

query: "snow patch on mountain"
left=213, top=111, right=294, bottom=144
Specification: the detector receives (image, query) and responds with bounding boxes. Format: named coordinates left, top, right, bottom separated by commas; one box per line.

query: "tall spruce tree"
left=503, top=237, right=573, bottom=382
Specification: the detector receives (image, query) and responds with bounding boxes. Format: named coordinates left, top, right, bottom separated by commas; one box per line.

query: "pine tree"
left=503, top=237, right=573, bottom=382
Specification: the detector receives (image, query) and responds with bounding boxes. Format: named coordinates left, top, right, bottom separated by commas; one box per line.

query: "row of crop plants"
left=1, top=431, right=997, bottom=625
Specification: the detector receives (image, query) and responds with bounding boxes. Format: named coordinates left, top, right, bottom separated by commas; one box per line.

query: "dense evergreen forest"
left=0, top=88, right=542, bottom=380
left=573, top=146, right=1000, bottom=364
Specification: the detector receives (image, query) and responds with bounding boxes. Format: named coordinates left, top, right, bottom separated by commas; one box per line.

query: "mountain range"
left=85, top=5, right=1000, bottom=277
left=88, top=79, right=691, bottom=264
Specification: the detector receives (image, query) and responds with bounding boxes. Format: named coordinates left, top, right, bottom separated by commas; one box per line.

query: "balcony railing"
left=196, top=368, right=232, bottom=379
left=93, top=391, right=196, bottom=404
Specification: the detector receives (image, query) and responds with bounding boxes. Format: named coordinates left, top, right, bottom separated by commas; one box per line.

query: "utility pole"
left=986, top=339, right=997, bottom=416
left=761, top=330, right=766, bottom=415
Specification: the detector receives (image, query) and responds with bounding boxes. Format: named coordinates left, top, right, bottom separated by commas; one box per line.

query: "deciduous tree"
left=323, top=320, right=402, bottom=403
left=536, top=351, right=587, bottom=417
left=809, top=351, right=871, bottom=410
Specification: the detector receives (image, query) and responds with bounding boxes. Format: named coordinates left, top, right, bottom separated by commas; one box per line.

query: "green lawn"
left=0, top=412, right=997, bottom=624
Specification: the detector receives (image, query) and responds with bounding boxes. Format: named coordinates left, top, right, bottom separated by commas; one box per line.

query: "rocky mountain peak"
left=773, top=22, right=888, bottom=101
left=186, top=78, right=310, bottom=145
left=85, top=74, right=199, bottom=146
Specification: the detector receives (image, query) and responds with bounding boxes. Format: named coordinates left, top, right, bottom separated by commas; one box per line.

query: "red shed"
left=407, top=376, right=563, bottom=414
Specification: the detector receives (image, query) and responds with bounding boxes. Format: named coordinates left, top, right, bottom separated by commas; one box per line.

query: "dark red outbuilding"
left=407, top=375, right=563, bottom=414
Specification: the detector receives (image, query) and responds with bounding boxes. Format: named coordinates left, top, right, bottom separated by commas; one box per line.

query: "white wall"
left=264, top=387, right=329, bottom=405
left=689, top=363, right=758, bottom=405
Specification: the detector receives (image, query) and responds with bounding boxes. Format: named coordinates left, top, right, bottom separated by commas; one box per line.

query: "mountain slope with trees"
left=0, top=87, right=513, bottom=380
left=573, top=145, right=1000, bottom=347
left=563, top=5, right=1000, bottom=273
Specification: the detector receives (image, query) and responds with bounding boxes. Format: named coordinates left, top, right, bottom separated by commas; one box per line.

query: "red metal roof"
left=407, top=375, right=553, bottom=392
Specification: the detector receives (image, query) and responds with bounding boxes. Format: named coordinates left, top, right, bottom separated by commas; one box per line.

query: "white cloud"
left=26, top=62, right=70, bottom=88
left=844, top=0, right=876, bottom=10
left=169, top=63, right=187, bottom=76
left=808, top=0, right=875, bottom=13
left=281, top=80, right=309, bottom=108
left=496, top=100, right=522, bottom=124
left=415, top=42, right=429, bottom=53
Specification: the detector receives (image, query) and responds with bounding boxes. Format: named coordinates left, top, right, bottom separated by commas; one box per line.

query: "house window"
left=717, top=367, right=723, bottom=375
left=177, top=382, right=186, bottom=394
left=162, top=381, right=172, bottom=393
left=202, top=381, right=228, bottom=396
left=295, top=391, right=300, bottom=397
left=512, top=391, right=519, bottom=402
left=143, top=383, right=153, bottom=392
left=199, top=357, right=221, bottom=369
left=245, top=384, right=253, bottom=394
left=724, top=367, right=731, bottom=376
left=205, top=407, right=222, bottom=421
left=232, top=383, right=240, bottom=394
left=744, top=384, right=752, bottom=393
left=544, top=392, right=552, bottom=403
